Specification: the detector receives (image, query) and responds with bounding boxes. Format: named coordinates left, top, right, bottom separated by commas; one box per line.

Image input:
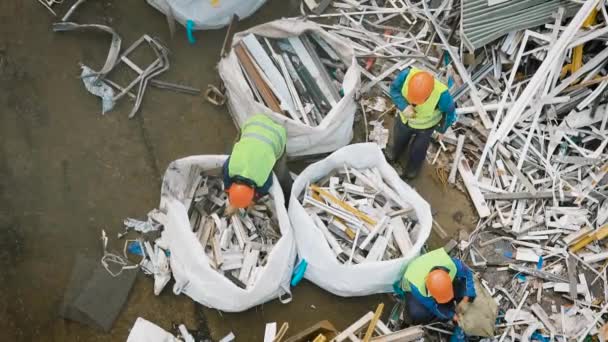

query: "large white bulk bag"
left=158, top=155, right=296, bottom=312
left=219, top=18, right=361, bottom=157
left=146, top=0, right=267, bottom=30
left=288, top=143, right=432, bottom=296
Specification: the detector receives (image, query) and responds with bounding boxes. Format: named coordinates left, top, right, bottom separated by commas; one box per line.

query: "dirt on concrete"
left=0, top=1, right=476, bottom=340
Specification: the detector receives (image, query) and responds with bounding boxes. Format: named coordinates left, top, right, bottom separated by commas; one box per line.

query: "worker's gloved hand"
left=456, top=296, right=470, bottom=315
left=401, top=106, right=416, bottom=119
left=223, top=205, right=238, bottom=217
left=450, top=326, right=467, bottom=342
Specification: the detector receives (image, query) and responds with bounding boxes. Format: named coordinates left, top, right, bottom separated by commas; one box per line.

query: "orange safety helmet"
left=227, top=183, right=255, bottom=209
left=407, top=72, right=434, bottom=105
left=425, top=269, right=454, bottom=304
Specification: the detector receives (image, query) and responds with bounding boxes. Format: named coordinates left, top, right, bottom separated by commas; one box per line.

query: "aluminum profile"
left=461, top=0, right=581, bottom=51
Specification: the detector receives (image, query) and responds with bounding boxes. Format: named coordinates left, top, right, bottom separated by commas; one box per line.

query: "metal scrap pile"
left=234, top=32, right=346, bottom=126
left=188, top=174, right=282, bottom=290
left=51, top=0, right=199, bottom=118
left=306, top=0, right=608, bottom=340
left=298, top=166, right=416, bottom=264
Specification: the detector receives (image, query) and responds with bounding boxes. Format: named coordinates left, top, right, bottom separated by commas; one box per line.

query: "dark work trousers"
left=273, top=152, right=293, bottom=206
left=390, top=118, right=436, bottom=173
left=405, top=278, right=466, bottom=325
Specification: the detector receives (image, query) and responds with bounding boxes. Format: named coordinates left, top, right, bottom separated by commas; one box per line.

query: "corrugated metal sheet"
left=461, top=0, right=581, bottom=51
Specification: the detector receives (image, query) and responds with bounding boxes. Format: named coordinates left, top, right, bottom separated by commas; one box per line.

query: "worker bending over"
left=223, top=114, right=292, bottom=212
left=388, top=67, right=456, bottom=179
left=401, top=248, right=475, bottom=329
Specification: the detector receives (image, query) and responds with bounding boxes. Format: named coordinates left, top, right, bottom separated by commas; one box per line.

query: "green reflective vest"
left=228, top=115, right=287, bottom=187
left=402, top=248, right=457, bottom=297
left=400, top=68, right=448, bottom=129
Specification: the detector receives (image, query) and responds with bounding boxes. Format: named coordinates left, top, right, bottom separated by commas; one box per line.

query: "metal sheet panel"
left=462, top=0, right=580, bottom=50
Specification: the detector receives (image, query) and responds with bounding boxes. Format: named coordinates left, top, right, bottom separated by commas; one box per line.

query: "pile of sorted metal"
left=306, top=0, right=608, bottom=340
left=234, top=32, right=346, bottom=126
left=297, top=166, right=416, bottom=264
left=188, top=174, right=282, bottom=290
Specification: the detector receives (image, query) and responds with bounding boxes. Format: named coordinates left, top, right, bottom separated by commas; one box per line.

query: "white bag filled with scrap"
left=146, top=0, right=267, bottom=30
left=289, top=143, right=433, bottom=297
left=218, top=18, right=360, bottom=157
left=158, top=155, right=296, bottom=312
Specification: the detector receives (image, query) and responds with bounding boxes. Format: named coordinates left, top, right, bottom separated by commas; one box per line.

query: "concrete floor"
left=0, top=1, right=476, bottom=340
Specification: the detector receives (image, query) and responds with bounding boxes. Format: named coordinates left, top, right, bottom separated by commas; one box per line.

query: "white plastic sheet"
left=288, top=143, right=432, bottom=297
left=126, top=317, right=178, bottom=342
left=146, top=0, right=267, bottom=30
left=158, top=155, right=296, bottom=312
left=219, top=18, right=361, bottom=157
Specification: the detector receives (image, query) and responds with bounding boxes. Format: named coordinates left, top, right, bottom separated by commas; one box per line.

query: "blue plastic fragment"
left=186, top=20, right=196, bottom=44
left=531, top=332, right=549, bottom=342
left=449, top=326, right=467, bottom=342
left=291, top=259, right=308, bottom=287
left=517, top=274, right=527, bottom=282
left=127, top=241, right=144, bottom=256
left=393, top=280, right=405, bottom=298
left=537, top=256, right=543, bottom=270
left=504, top=251, right=513, bottom=259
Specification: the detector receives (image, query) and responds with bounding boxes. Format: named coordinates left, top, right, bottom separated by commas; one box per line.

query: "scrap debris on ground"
left=303, top=0, right=608, bottom=340
left=50, top=1, right=200, bottom=118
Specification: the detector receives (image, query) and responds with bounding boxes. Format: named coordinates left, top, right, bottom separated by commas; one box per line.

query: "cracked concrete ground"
left=0, top=1, right=476, bottom=340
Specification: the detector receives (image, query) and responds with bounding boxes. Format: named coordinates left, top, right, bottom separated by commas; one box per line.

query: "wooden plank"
left=234, top=43, right=282, bottom=113
left=241, top=34, right=296, bottom=114
left=458, top=157, right=491, bottom=218
left=363, top=303, right=384, bottom=342
left=563, top=227, right=591, bottom=245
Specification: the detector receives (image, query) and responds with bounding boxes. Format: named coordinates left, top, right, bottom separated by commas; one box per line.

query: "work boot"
left=383, top=147, right=396, bottom=163
left=404, top=166, right=420, bottom=180
left=392, top=163, right=405, bottom=177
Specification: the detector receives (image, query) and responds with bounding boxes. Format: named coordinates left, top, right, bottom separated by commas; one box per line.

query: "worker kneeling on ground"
left=223, top=114, right=293, bottom=212
left=401, top=248, right=475, bottom=339
left=388, top=68, right=456, bottom=179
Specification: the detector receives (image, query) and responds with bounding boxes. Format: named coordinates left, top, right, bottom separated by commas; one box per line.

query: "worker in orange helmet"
left=387, top=68, right=457, bottom=179
left=401, top=248, right=475, bottom=337
left=222, top=114, right=292, bottom=213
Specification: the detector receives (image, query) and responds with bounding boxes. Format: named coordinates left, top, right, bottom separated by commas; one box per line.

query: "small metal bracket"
left=204, top=84, right=226, bottom=106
